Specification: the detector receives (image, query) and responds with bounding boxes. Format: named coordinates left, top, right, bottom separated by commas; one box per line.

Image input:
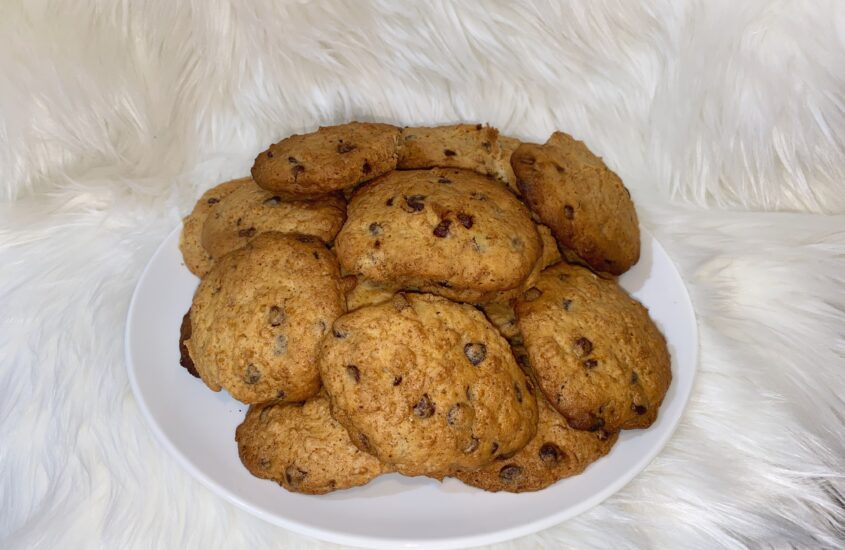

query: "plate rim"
left=125, top=224, right=699, bottom=549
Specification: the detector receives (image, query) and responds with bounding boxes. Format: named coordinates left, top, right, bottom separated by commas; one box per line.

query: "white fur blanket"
left=1, top=1, right=844, bottom=548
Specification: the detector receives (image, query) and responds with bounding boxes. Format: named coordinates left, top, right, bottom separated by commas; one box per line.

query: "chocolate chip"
left=374, top=240, right=381, bottom=249
left=632, top=404, right=647, bottom=415
left=368, top=222, right=383, bottom=236
left=244, top=364, right=261, bottom=384
left=511, top=237, right=524, bottom=250
left=499, top=464, right=523, bottom=482
left=337, top=142, right=356, bottom=153
left=457, top=213, right=473, bottom=228
left=268, top=305, right=285, bottom=326
left=539, top=442, right=563, bottom=464
left=523, top=287, right=542, bottom=301
left=346, top=365, right=360, bottom=383
left=433, top=219, right=451, bottom=238
left=266, top=151, right=274, bottom=158
left=574, top=337, right=593, bottom=356
left=475, top=123, right=483, bottom=130
left=332, top=326, right=348, bottom=338
left=358, top=433, right=371, bottom=450
left=263, top=195, right=282, bottom=206
left=437, top=177, right=452, bottom=184
left=481, top=141, right=492, bottom=152
left=313, top=251, right=320, bottom=259
left=555, top=163, right=566, bottom=174
left=562, top=299, right=572, bottom=310
left=447, top=403, right=463, bottom=426
left=293, top=164, right=305, bottom=176
left=362, top=162, right=372, bottom=174
left=276, top=389, right=286, bottom=400
left=287, top=156, right=298, bottom=163
left=464, top=436, right=479, bottom=454
left=631, top=371, right=639, bottom=384
left=464, top=343, right=487, bottom=365
left=514, top=383, right=523, bottom=403
left=413, top=394, right=435, bottom=418
left=564, top=205, right=574, bottom=219
left=490, top=442, right=499, bottom=455
left=206, top=197, right=220, bottom=205
left=238, top=227, right=256, bottom=238
left=385, top=197, right=394, bottom=206
left=392, top=375, right=402, bottom=386
left=273, top=335, right=288, bottom=355
left=403, top=194, right=426, bottom=212
left=585, top=359, right=599, bottom=369
left=443, top=149, right=457, bottom=157
left=284, top=466, right=307, bottom=485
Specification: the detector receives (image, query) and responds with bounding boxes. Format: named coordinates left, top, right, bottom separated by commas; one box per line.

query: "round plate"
left=126, top=225, right=697, bottom=549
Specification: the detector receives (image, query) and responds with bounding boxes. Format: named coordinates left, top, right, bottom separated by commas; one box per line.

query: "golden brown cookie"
left=454, top=393, right=617, bottom=492
left=335, top=168, right=542, bottom=304
left=236, top=394, right=388, bottom=494
left=318, top=293, right=538, bottom=479
left=251, top=122, right=400, bottom=198
left=516, top=262, right=671, bottom=432
left=200, top=181, right=346, bottom=259
left=512, top=132, right=640, bottom=275
left=187, top=232, right=346, bottom=404
left=179, top=177, right=249, bottom=277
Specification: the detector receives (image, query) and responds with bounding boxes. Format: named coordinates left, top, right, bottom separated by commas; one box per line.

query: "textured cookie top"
left=179, top=177, right=250, bottom=277
left=200, top=181, right=346, bottom=259
left=455, top=393, right=617, bottom=492
left=187, top=232, right=346, bottom=404
left=251, top=122, right=400, bottom=198
left=335, top=168, right=542, bottom=303
left=513, top=131, right=640, bottom=275
left=318, top=293, right=538, bottom=479
left=516, top=262, right=671, bottom=432
left=236, top=394, right=388, bottom=494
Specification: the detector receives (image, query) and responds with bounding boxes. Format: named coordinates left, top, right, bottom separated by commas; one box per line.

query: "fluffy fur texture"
left=1, top=1, right=844, bottom=548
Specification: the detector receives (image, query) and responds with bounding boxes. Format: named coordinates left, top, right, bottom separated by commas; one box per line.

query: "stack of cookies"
left=178, top=122, right=671, bottom=494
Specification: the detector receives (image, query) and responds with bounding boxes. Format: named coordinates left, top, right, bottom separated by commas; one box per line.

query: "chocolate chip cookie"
left=187, top=232, right=346, bottom=404
left=200, top=181, right=346, bottom=259
left=251, top=122, right=400, bottom=198
left=516, top=262, right=671, bottom=432
left=455, top=392, right=617, bottom=492
left=318, top=293, right=538, bottom=479
left=179, top=177, right=249, bottom=277
left=236, top=394, right=388, bottom=494
left=512, top=131, right=640, bottom=275
left=335, top=168, right=542, bottom=303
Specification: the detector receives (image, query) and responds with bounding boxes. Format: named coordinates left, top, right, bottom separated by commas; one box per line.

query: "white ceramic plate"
left=126, top=225, right=697, bottom=549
